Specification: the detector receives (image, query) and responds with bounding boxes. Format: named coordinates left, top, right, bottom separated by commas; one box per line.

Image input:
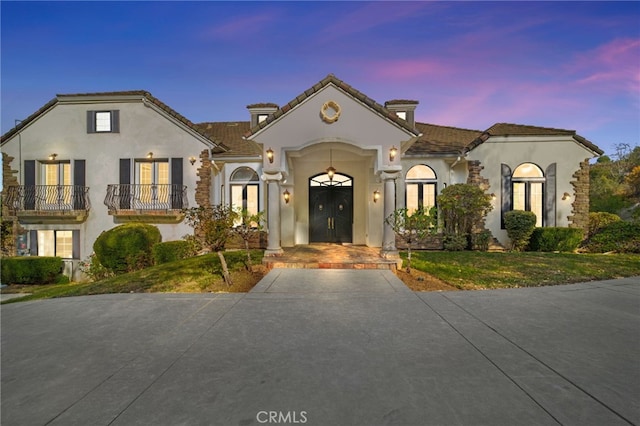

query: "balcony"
left=3, top=185, right=91, bottom=224
left=104, top=184, right=188, bottom=223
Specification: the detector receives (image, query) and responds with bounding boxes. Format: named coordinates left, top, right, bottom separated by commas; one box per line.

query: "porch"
left=262, top=243, right=399, bottom=271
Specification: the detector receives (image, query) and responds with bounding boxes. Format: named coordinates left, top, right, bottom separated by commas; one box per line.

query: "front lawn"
left=1, top=250, right=265, bottom=304
left=400, top=251, right=640, bottom=290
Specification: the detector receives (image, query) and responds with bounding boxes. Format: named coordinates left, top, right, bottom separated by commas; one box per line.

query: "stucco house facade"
left=1, top=74, right=602, bottom=278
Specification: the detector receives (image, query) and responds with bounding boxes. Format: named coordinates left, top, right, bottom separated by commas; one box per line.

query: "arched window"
left=512, top=163, right=544, bottom=227
left=230, top=167, right=259, bottom=219
left=405, top=165, right=437, bottom=214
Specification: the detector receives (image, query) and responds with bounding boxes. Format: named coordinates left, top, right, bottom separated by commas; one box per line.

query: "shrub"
left=152, top=240, right=196, bottom=265
left=78, top=253, right=113, bottom=282
left=588, top=212, right=621, bottom=239
left=471, top=230, right=492, bottom=251
left=527, top=228, right=584, bottom=252
left=583, top=221, right=640, bottom=253
left=93, top=223, right=161, bottom=274
left=1, top=256, right=63, bottom=284
left=443, top=233, right=468, bottom=251
left=437, top=184, right=493, bottom=241
left=504, top=210, right=537, bottom=251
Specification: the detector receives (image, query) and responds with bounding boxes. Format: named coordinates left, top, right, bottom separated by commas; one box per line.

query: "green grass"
left=403, top=251, right=640, bottom=289
left=1, top=250, right=264, bottom=304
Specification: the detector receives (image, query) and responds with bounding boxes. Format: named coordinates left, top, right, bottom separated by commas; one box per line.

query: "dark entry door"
left=309, top=180, right=353, bottom=243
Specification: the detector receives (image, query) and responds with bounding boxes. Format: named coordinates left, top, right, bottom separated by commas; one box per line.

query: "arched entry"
left=309, top=173, right=353, bottom=243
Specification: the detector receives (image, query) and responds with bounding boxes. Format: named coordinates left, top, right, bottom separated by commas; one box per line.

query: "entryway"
left=308, top=173, right=353, bottom=243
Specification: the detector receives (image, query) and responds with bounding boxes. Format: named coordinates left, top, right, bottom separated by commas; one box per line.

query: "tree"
left=183, top=205, right=235, bottom=286
left=231, top=208, right=264, bottom=271
left=437, top=184, right=493, bottom=249
left=385, top=206, right=437, bottom=273
left=590, top=144, right=640, bottom=214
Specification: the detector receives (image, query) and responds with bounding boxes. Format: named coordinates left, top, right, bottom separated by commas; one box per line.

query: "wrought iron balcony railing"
left=104, top=184, right=188, bottom=212
left=4, top=185, right=91, bottom=213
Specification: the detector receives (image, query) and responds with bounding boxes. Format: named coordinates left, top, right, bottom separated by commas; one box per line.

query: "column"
left=263, top=171, right=284, bottom=256
left=380, top=171, right=401, bottom=259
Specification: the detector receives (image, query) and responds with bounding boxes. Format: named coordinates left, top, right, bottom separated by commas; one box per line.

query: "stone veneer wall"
left=195, top=149, right=212, bottom=207
left=466, top=160, right=491, bottom=233
left=568, top=159, right=590, bottom=232
left=2, top=152, right=19, bottom=216
left=466, top=160, right=490, bottom=192
left=2, top=152, right=21, bottom=256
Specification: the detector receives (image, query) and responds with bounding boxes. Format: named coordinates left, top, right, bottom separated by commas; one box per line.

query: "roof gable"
left=1, top=91, right=219, bottom=146
left=243, top=74, right=421, bottom=139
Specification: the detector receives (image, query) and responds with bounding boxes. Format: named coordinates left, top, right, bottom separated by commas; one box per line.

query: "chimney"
left=384, top=100, right=419, bottom=128
left=247, top=103, right=279, bottom=128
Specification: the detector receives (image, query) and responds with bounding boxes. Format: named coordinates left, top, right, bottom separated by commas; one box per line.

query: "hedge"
left=582, top=221, right=640, bottom=253
left=152, top=240, right=196, bottom=265
left=588, top=212, right=621, bottom=239
left=93, top=223, right=161, bottom=274
left=527, top=228, right=584, bottom=252
left=1, top=257, right=64, bottom=285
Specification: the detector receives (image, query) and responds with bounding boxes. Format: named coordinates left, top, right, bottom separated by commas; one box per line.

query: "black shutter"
left=24, top=160, right=36, bottom=210
left=544, top=163, right=557, bottom=227
left=171, top=158, right=183, bottom=209
left=501, top=164, right=512, bottom=229
left=73, top=160, right=86, bottom=210
left=111, top=110, right=120, bottom=133
left=87, top=111, right=96, bottom=133
left=119, top=159, right=131, bottom=209
left=72, top=230, right=81, bottom=259
left=29, top=230, right=38, bottom=256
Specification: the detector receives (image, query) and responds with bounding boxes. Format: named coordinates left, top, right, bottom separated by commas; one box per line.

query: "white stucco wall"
left=467, top=136, right=598, bottom=245
left=1, top=97, right=214, bottom=278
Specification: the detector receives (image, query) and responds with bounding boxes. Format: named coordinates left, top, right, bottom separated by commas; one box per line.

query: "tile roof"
left=195, top=122, right=262, bottom=158
left=406, top=122, right=482, bottom=155
left=406, top=122, right=603, bottom=156
left=1, top=90, right=219, bottom=146
left=466, top=123, right=603, bottom=155
left=243, top=74, right=422, bottom=139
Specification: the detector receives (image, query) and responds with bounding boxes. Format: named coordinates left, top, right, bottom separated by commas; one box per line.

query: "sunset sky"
left=2, top=1, right=638, bottom=157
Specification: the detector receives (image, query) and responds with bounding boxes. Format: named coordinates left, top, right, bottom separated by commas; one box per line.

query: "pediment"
left=246, top=76, right=419, bottom=150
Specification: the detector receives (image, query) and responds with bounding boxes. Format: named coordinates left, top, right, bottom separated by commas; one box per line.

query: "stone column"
left=380, top=171, right=401, bottom=259
left=262, top=171, right=284, bottom=256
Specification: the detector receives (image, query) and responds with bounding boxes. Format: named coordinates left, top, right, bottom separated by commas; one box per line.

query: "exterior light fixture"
left=146, top=152, right=153, bottom=159
left=490, top=193, right=497, bottom=200
left=389, top=146, right=398, bottom=162
left=283, top=189, right=290, bottom=204
left=48, top=153, right=58, bottom=161
left=326, top=149, right=336, bottom=181
left=373, top=190, right=381, bottom=203
left=266, top=148, right=274, bottom=164
left=562, top=192, right=571, bottom=201
left=189, top=156, right=197, bottom=166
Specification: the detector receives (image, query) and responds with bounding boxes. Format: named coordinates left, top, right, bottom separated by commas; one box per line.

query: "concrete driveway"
left=1, top=270, right=638, bottom=426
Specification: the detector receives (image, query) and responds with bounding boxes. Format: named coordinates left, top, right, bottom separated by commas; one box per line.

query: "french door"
left=309, top=173, right=353, bottom=243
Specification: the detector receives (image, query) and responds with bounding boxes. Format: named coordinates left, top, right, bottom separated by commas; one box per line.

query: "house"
left=1, top=75, right=602, bottom=278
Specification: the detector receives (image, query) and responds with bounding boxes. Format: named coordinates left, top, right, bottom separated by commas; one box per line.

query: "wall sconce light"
left=48, top=153, right=58, bottom=161
left=373, top=190, right=381, bottom=203
left=146, top=152, right=153, bottom=159
left=389, top=146, right=398, bottom=162
left=490, top=193, right=496, bottom=200
left=266, top=148, right=274, bottom=164
left=189, top=156, right=197, bottom=166
left=283, top=189, right=290, bottom=204
left=562, top=192, right=571, bottom=201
